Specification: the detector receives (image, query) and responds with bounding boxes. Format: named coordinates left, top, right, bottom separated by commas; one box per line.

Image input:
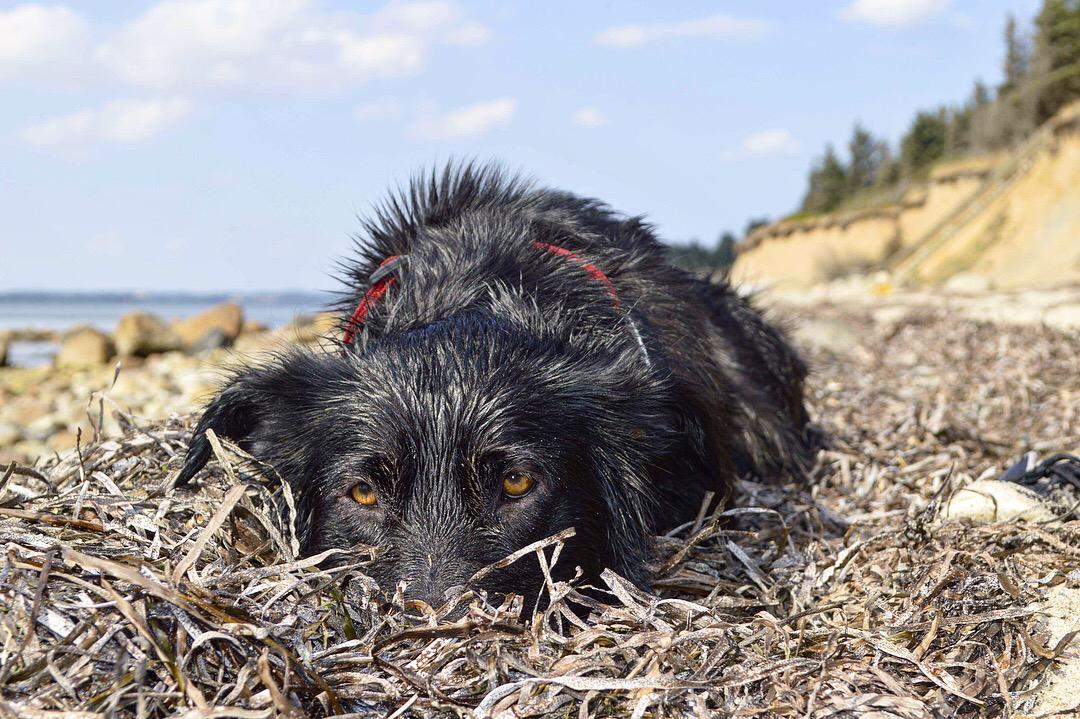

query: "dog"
left=177, top=163, right=815, bottom=606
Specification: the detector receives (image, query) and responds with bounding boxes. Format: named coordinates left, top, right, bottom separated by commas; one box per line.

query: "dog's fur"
left=177, top=164, right=815, bottom=604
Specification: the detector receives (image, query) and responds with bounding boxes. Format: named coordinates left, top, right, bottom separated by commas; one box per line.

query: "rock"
left=46, top=428, right=80, bottom=454
left=115, top=312, right=183, bottom=356
left=188, top=328, right=230, bottom=353
left=231, top=331, right=284, bottom=360
left=870, top=305, right=914, bottom=327
left=242, top=319, right=269, bottom=334
left=3, top=398, right=52, bottom=426
left=944, top=272, right=991, bottom=294
left=0, top=421, right=22, bottom=446
left=12, top=440, right=48, bottom=462
left=941, top=479, right=1060, bottom=523
left=171, top=302, right=244, bottom=349
left=0, top=331, right=9, bottom=367
left=25, top=414, right=64, bottom=442
left=289, top=312, right=339, bottom=344
left=793, top=318, right=862, bottom=357
left=1043, top=303, right=1080, bottom=331
left=55, top=327, right=115, bottom=368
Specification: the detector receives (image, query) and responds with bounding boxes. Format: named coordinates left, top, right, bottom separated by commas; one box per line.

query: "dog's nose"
left=402, top=576, right=468, bottom=610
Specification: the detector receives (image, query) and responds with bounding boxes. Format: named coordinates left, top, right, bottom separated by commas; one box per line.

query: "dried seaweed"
left=1, top=304, right=1078, bottom=718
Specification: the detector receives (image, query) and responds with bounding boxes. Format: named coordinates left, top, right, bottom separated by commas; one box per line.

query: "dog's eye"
left=350, top=482, right=378, bottom=507
left=502, top=472, right=534, bottom=498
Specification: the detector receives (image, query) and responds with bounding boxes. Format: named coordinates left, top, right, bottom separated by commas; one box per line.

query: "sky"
left=0, top=0, right=1042, bottom=292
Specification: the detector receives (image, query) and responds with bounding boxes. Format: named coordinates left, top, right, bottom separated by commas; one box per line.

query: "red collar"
left=342, top=241, right=620, bottom=346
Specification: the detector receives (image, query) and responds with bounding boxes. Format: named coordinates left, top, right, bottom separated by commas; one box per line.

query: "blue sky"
left=1, top=0, right=1040, bottom=291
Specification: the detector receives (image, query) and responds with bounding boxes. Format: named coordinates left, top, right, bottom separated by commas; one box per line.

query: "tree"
left=800, top=145, right=848, bottom=214
left=847, top=124, right=887, bottom=193
left=716, top=232, right=738, bottom=268
left=1031, top=0, right=1080, bottom=123
left=901, top=110, right=948, bottom=175
left=1001, top=14, right=1031, bottom=96
left=665, top=232, right=740, bottom=273
left=743, top=217, right=770, bottom=238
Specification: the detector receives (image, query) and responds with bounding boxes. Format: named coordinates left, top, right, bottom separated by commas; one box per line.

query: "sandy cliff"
left=899, top=104, right=1080, bottom=288
left=733, top=102, right=1080, bottom=290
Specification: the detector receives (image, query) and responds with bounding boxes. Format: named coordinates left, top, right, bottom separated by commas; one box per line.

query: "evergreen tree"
left=901, top=110, right=948, bottom=175
left=716, top=232, right=738, bottom=269
left=847, top=124, right=887, bottom=193
left=1001, top=14, right=1030, bottom=96
left=1032, top=0, right=1080, bottom=123
left=800, top=145, right=849, bottom=214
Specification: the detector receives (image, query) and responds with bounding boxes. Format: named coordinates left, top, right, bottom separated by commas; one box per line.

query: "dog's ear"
left=176, top=372, right=264, bottom=486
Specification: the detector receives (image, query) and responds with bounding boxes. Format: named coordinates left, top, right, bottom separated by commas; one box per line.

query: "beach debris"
left=0, top=300, right=1076, bottom=716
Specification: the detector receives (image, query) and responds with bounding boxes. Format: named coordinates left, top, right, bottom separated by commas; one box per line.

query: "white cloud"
left=94, top=0, right=423, bottom=93
left=2, top=1, right=488, bottom=94
left=0, top=4, right=92, bottom=83
left=411, top=97, right=515, bottom=140
left=573, top=107, right=605, bottom=128
left=741, top=129, right=800, bottom=156
left=595, top=14, right=768, bottom=48
left=721, top=129, right=800, bottom=160
left=19, top=97, right=192, bottom=153
left=446, top=22, right=491, bottom=46
left=370, top=1, right=457, bottom=34
left=353, top=98, right=403, bottom=121
left=839, top=0, right=949, bottom=28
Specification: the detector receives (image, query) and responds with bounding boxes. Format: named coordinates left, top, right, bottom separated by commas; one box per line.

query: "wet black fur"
left=177, top=163, right=815, bottom=605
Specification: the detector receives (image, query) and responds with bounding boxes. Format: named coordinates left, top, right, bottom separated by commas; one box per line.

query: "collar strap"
left=531, top=241, right=621, bottom=309
left=341, top=243, right=622, bottom=346
left=342, top=254, right=405, bottom=345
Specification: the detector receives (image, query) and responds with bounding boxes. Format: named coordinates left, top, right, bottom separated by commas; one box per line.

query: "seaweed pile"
left=1, top=303, right=1078, bottom=717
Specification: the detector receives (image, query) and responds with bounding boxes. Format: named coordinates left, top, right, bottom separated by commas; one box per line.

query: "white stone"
left=944, top=272, right=992, bottom=294
left=941, top=479, right=1060, bottom=523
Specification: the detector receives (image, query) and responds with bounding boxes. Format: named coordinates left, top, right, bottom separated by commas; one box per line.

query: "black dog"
left=177, top=164, right=814, bottom=605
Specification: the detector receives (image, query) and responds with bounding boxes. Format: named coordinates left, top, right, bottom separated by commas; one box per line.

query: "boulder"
left=242, top=319, right=269, bottom=334
left=171, top=302, right=244, bottom=349
left=0, top=331, right=9, bottom=367
left=188, top=328, right=230, bottom=353
left=115, top=312, right=183, bottom=357
left=55, top=327, right=115, bottom=368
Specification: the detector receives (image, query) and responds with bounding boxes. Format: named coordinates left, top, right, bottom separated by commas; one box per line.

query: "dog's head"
left=178, top=309, right=676, bottom=605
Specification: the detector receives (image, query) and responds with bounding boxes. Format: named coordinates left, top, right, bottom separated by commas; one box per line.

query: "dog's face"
left=179, top=311, right=672, bottom=605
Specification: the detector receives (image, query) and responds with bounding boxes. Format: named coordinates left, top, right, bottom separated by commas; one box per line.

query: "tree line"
left=667, top=0, right=1080, bottom=273
left=666, top=218, right=768, bottom=274
left=799, top=0, right=1080, bottom=216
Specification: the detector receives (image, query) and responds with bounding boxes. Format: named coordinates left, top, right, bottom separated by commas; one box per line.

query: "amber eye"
left=350, top=482, right=378, bottom=507
left=502, top=472, right=535, bottom=498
